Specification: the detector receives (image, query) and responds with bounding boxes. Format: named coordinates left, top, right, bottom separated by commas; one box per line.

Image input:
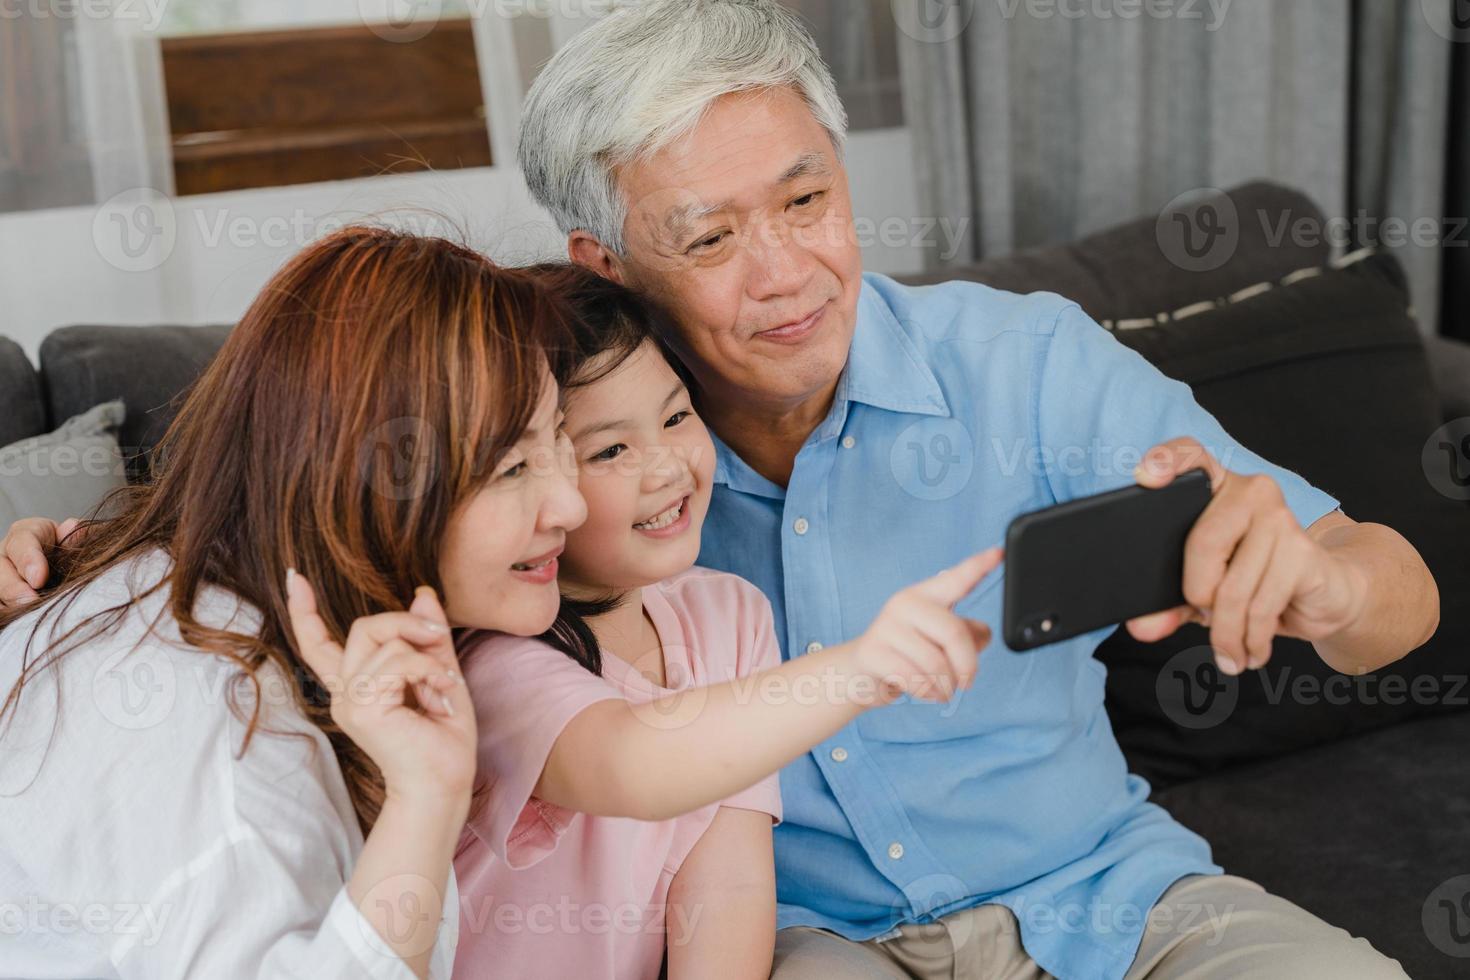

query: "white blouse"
left=0, top=550, right=458, bottom=979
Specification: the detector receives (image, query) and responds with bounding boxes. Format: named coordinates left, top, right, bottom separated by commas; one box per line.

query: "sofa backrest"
left=38, top=324, right=234, bottom=480
left=0, top=336, right=45, bottom=448
left=896, top=181, right=1332, bottom=323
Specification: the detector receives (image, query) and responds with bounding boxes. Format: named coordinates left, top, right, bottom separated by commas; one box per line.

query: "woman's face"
left=437, top=375, right=587, bottom=634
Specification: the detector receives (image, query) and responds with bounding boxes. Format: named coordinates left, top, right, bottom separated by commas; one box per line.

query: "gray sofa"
left=3, top=183, right=1467, bottom=976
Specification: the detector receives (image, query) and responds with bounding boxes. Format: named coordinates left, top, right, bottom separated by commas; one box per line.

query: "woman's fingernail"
left=285, top=567, right=297, bottom=588
left=417, top=617, right=446, bottom=633
left=1215, top=653, right=1242, bottom=676
left=441, top=694, right=455, bottom=717
left=415, top=585, right=436, bottom=599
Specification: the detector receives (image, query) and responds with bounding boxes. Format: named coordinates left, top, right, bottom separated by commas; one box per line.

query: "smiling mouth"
left=511, top=546, right=562, bottom=572
left=758, top=301, right=829, bottom=342
left=634, top=497, right=686, bottom=531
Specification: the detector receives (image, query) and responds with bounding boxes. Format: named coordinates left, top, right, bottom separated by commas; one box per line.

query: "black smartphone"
left=1002, top=468, right=1212, bottom=651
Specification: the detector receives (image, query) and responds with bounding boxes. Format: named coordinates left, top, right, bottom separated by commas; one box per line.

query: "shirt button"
left=805, top=641, right=824, bottom=654
left=888, top=842, right=905, bottom=860
left=793, top=518, right=810, bottom=535
left=830, top=746, right=848, bottom=763
left=841, top=436, right=856, bottom=449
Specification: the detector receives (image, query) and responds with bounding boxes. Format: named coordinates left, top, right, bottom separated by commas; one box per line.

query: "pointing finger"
left=913, top=547, right=1004, bottom=607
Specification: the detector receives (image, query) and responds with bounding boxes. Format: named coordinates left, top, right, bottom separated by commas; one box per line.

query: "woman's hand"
left=843, top=548, right=1002, bottom=705
left=284, top=570, right=476, bottom=804
left=285, top=571, right=475, bottom=977
left=0, top=516, right=80, bottom=607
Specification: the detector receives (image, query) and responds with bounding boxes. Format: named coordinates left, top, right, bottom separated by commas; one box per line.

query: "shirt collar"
left=709, top=276, right=950, bottom=495
left=841, top=276, right=950, bottom=418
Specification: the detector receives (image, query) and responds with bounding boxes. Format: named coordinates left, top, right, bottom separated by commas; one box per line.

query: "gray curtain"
left=897, top=0, right=1456, bottom=335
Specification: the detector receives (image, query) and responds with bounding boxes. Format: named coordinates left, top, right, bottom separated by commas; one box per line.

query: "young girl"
left=451, top=266, right=1002, bottom=979
left=0, top=229, right=588, bottom=979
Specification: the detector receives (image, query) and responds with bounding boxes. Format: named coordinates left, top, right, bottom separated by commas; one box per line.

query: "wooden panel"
left=173, top=118, right=492, bottom=195
left=160, top=17, right=491, bottom=195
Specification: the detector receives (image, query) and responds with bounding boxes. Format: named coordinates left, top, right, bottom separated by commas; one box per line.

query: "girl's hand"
left=845, top=548, right=1003, bottom=705
left=285, top=570, right=476, bottom=804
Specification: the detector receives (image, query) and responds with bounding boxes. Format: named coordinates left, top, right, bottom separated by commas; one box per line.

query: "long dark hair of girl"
left=524, top=263, right=693, bottom=676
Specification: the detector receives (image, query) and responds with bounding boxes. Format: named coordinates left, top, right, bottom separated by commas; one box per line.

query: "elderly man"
left=514, top=2, right=1434, bottom=977
left=0, top=1, right=1437, bottom=977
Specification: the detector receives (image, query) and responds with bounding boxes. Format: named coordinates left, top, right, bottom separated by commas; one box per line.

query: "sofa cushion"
left=1095, top=252, right=1470, bottom=785
left=1425, top=334, right=1470, bottom=422
left=897, top=181, right=1333, bottom=322
left=0, top=336, right=46, bottom=448
left=1152, top=710, right=1470, bottom=979
left=40, top=324, right=233, bottom=480
left=0, top=400, right=127, bottom=528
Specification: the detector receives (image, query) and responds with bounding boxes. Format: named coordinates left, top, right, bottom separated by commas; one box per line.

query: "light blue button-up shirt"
left=697, top=273, right=1339, bottom=980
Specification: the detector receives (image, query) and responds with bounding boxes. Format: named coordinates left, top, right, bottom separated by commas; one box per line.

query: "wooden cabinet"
left=160, top=18, right=491, bottom=195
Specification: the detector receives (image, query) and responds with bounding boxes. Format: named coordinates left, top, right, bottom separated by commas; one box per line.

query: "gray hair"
left=518, top=0, right=848, bottom=254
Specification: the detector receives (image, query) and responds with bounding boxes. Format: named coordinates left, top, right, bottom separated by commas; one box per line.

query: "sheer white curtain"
left=895, top=0, right=1455, bottom=333
left=74, top=9, right=175, bottom=203
left=1, top=2, right=172, bottom=213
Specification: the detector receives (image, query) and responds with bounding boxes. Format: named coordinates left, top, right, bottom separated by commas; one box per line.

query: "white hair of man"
left=518, top=0, right=849, bottom=254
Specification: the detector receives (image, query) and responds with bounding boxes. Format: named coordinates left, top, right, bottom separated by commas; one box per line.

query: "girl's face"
left=560, top=341, right=716, bottom=595
left=438, top=374, right=588, bottom=634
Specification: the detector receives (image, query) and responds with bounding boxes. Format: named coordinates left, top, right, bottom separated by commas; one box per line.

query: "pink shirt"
left=452, top=568, right=784, bottom=980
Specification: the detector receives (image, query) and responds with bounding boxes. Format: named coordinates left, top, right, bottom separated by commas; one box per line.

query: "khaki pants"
left=769, top=875, right=1407, bottom=980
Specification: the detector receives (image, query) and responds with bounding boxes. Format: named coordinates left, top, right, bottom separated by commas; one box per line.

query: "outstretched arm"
left=534, top=549, right=1001, bottom=822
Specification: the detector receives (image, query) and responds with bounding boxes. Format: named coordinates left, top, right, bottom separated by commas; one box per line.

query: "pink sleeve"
left=714, top=582, right=784, bottom=826
left=459, top=634, right=623, bottom=870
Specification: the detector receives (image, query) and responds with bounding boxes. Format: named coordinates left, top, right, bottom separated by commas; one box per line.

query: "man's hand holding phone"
left=1125, top=437, right=1367, bottom=675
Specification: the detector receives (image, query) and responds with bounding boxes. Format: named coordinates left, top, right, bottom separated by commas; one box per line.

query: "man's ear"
left=567, top=232, right=626, bottom=285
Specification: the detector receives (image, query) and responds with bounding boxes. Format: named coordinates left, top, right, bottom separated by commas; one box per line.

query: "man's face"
left=612, top=86, right=864, bottom=412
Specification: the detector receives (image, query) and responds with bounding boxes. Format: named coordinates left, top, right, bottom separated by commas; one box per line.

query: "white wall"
left=0, top=127, right=924, bottom=366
